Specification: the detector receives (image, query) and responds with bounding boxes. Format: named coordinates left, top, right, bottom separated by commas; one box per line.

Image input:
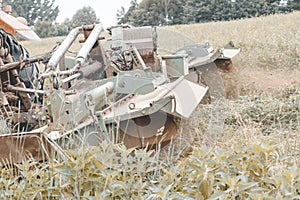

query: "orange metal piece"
left=0, top=10, right=27, bottom=34
left=119, top=114, right=178, bottom=149
left=0, top=10, right=40, bottom=40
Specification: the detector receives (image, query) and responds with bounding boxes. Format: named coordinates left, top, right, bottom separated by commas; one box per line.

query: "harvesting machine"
left=0, top=23, right=239, bottom=163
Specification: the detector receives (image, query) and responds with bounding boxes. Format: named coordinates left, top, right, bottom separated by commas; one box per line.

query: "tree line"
left=117, top=0, right=299, bottom=26
left=2, top=0, right=300, bottom=38
left=4, top=0, right=99, bottom=38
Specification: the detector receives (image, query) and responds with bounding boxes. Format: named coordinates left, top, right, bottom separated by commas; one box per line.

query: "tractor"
left=0, top=23, right=239, bottom=163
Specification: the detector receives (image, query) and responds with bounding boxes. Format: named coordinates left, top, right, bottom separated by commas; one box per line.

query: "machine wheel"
left=118, top=112, right=178, bottom=149
left=116, top=63, right=226, bottom=163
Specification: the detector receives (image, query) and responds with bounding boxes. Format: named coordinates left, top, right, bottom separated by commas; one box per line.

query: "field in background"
left=168, top=12, right=299, bottom=69
left=21, top=35, right=83, bottom=57
left=2, top=12, right=299, bottom=199
left=22, top=12, right=300, bottom=96
left=165, top=12, right=300, bottom=97
left=24, top=12, right=300, bottom=70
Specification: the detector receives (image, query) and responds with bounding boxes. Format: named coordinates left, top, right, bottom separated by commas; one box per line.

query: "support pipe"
left=0, top=55, right=49, bottom=73
left=47, top=27, right=81, bottom=70
left=7, top=85, right=49, bottom=96
left=75, top=24, right=103, bottom=68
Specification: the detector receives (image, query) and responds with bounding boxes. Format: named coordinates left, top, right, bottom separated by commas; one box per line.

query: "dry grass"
left=22, top=12, right=300, bottom=70
left=20, top=35, right=84, bottom=57
left=21, top=36, right=64, bottom=56
left=166, top=12, right=300, bottom=70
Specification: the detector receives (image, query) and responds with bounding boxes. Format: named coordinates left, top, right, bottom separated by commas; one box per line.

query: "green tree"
left=116, top=6, right=126, bottom=24
left=289, top=0, right=300, bottom=10
left=164, top=0, right=186, bottom=25
left=266, top=0, right=281, bottom=3
left=70, top=6, right=100, bottom=28
left=117, top=0, right=292, bottom=26
left=5, top=0, right=59, bottom=26
left=34, top=20, right=58, bottom=38
left=231, top=0, right=279, bottom=18
left=185, top=0, right=282, bottom=23
left=184, top=0, right=215, bottom=23
left=55, top=18, right=72, bottom=36
left=142, top=0, right=165, bottom=25
left=122, top=0, right=167, bottom=26
left=117, top=0, right=139, bottom=25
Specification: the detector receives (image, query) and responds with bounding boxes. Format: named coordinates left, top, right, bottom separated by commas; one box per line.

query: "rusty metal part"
left=4, top=54, right=32, bottom=111
left=131, top=46, right=147, bottom=70
left=0, top=10, right=40, bottom=40
left=215, top=59, right=233, bottom=71
left=13, top=112, right=39, bottom=124
left=79, top=36, right=105, bottom=44
left=80, top=25, right=105, bottom=43
left=0, top=91, right=13, bottom=117
left=0, top=132, right=71, bottom=164
left=0, top=133, right=52, bottom=164
left=60, top=61, right=104, bottom=84
left=7, top=85, right=48, bottom=96
left=119, top=113, right=177, bottom=148
left=0, top=55, right=49, bottom=73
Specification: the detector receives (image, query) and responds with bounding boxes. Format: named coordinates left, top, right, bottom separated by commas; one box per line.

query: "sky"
left=54, top=0, right=136, bottom=28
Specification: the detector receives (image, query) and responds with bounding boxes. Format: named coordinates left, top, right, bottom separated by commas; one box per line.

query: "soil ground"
left=237, top=67, right=300, bottom=92
left=220, top=66, right=300, bottom=99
